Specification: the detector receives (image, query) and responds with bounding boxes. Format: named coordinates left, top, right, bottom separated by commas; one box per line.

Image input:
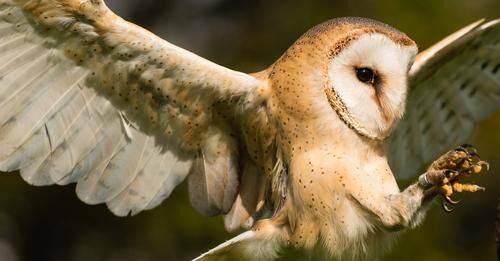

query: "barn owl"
left=0, top=0, right=498, bottom=260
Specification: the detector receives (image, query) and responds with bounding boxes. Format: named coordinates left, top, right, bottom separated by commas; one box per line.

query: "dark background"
left=1, top=0, right=500, bottom=260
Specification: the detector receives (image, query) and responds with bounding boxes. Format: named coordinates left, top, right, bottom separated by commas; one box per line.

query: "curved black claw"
left=469, top=151, right=481, bottom=158
left=456, top=144, right=478, bottom=156
left=444, top=195, right=461, bottom=205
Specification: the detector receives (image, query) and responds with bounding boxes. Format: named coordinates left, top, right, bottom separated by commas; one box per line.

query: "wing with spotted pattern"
left=0, top=0, right=267, bottom=219
left=388, top=19, right=500, bottom=178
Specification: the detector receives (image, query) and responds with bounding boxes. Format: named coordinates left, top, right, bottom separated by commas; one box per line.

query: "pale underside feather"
left=223, top=159, right=266, bottom=232
left=0, top=0, right=262, bottom=219
left=188, top=130, right=240, bottom=216
left=192, top=223, right=285, bottom=261
left=193, top=231, right=257, bottom=261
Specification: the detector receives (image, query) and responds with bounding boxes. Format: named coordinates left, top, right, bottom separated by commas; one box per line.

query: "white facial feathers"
left=328, top=33, right=418, bottom=139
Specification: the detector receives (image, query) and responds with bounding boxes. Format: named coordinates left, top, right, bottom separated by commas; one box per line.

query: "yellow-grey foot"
left=418, top=144, right=489, bottom=212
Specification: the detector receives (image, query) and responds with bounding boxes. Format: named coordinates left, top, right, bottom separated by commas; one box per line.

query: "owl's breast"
left=283, top=138, right=399, bottom=257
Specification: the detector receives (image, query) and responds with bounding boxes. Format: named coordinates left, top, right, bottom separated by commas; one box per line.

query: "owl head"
left=268, top=17, right=418, bottom=142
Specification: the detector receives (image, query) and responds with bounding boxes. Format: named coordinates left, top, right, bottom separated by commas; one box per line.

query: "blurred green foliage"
left=1, top=0, right=499, bottom=260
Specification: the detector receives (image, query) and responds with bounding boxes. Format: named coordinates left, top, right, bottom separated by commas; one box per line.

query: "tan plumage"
left=0, top=1, right=498, bottom=260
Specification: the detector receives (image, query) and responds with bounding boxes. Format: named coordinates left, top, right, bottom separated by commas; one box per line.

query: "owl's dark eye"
left=355, top=67, right=375, bottom=84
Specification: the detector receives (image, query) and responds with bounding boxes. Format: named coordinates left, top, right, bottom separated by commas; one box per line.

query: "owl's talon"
left=444, top=195, right=460, bottom=205
left=469, top=151, right=480, bottom=158
left=477, top=160, right=489, bottom=171
left=457, top=144, right=477, bottom=154
left=442, top=201, right=455, bottom=213
left=424, top=145, right=488, bottom=213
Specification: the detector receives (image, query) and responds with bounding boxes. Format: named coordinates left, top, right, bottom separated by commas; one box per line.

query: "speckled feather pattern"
left=0, top=0, right=269, bottom=221
left=0, top=1, right=499, bottom=260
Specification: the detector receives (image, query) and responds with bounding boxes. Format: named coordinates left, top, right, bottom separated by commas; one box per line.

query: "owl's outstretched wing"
left=0, top=0, right=269, bottom=220
left=388, top=19, right=500, bottom=179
